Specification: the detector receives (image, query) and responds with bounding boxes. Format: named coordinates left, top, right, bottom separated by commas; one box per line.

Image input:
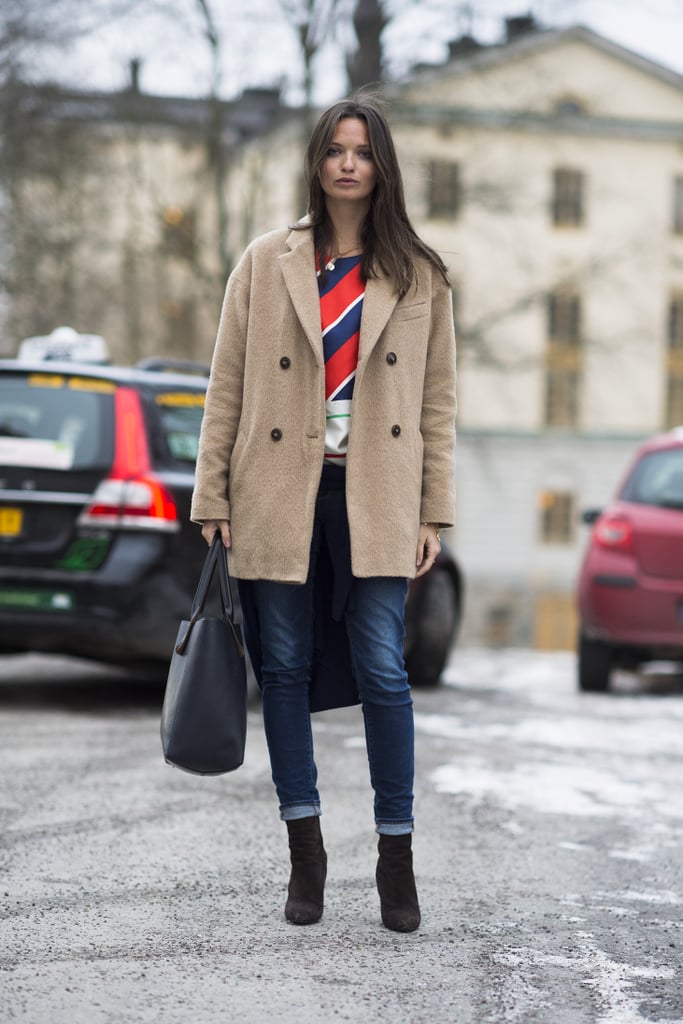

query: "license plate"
left=0, top=589, right=74, bottom=611
left=0, top=507, right=23, bottom=537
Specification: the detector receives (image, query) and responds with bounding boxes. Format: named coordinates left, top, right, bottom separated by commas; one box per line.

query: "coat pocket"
left=393, top=301, right=428, bottom=322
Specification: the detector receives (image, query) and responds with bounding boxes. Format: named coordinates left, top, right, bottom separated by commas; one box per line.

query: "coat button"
left=279, top=356, right=291, bottom=369
left=386, top=352, right=397, bottom=365
left=391, top=424, right=401, bottom=437
left=271, top=428, right=282, bottom=441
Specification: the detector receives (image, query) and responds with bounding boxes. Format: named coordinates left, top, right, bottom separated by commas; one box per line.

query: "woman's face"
left=319, top=117, right=377, bottom=207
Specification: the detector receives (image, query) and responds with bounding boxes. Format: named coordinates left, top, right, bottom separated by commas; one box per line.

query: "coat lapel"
left=279, top=225, right=399, bottom=375
left=356, top=275, right=399, bottom=386
left=279, top=228, right=324, bottom=366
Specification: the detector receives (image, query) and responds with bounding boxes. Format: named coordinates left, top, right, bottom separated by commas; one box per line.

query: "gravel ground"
left=0, top=649, right=681, bottom=1023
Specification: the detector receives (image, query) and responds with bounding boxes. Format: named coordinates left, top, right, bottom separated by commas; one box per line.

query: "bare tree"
left=194, top=0, right=231, bottom=280
left=345, top=0, right=388, bottom=91
left=0, top=0, right=248, bottom=356
left=0, top=0, right=148, bottom=84
left=277, top=0, right=344, bottom=113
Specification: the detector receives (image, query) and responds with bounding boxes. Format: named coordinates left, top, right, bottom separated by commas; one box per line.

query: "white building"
left=0, top=77, right=283, bottom=363
left=386, top=23, right=683, bottom=645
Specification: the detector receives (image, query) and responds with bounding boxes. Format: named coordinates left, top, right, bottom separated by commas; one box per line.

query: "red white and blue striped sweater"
left=317, top=255, right=365, bottom=463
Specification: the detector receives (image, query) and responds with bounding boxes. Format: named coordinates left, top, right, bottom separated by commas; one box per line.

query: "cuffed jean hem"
left=376, top=820, right=414, bottom=836
left=279, top=803, right=322, bottom=822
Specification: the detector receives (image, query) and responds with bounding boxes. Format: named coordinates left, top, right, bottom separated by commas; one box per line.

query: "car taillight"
left=594, top=513, right=633, bottom=553
left=78, top=387, right=179, bottom=532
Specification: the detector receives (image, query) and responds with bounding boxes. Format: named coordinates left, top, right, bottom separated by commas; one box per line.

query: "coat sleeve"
left=419, top=272, right=457, bottom=528
left=190, top=254, right=251, bottom=524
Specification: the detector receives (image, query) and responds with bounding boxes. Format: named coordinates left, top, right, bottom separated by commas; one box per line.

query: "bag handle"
left=176, top=535, right=244, bottom=657
left=189, top=534, right=233, bottom=620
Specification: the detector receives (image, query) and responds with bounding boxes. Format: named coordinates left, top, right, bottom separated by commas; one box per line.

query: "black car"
left=0, top=355, right=462, bottom=685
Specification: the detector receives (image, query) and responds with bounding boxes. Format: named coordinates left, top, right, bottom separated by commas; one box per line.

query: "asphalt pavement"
left=0, top=649, right=681, bottom=1024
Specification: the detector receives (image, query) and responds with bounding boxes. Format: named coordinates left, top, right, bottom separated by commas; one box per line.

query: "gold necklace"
left=325, top=245, right=361, bottom=272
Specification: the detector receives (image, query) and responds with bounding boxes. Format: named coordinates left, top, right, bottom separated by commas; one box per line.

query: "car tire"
left=405, top=568, right=460, bottom=688
left=578, top=632, right=613, bottom=692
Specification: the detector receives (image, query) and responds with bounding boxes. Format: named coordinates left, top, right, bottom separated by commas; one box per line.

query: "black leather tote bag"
left=160, top=535, right=247, bottom=775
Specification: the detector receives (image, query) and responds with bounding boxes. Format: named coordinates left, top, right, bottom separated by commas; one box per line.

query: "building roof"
left=390, top=23, right=683, bottom=142
left=5, top=78, right=284, bottom=144
left=401, top=23, right=683, bottom=95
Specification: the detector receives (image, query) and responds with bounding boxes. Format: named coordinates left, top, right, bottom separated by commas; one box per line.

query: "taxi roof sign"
left=17, top=327, right=110, bottom=364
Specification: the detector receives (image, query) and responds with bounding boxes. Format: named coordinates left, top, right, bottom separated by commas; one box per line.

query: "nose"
left=340, top=150, right=355, bottom=171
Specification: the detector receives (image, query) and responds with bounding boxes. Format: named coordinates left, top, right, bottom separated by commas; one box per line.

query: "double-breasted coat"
left=191, top=222, right=457, bottom=582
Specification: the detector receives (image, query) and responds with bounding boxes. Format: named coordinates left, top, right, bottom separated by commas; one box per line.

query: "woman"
left=191, top=97, right=456, bottom=932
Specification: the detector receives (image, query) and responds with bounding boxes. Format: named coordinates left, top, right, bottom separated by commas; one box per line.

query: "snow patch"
left=498, top=943, right=677, bottom=1024
left=602, top=889, right=682, bottom=906
left=429, top=757, right=683, bottom=819
left=414, top=709, right=683, bottom=757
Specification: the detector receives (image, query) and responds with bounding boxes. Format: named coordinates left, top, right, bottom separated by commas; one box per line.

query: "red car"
left=577, top=428, right=683, bottom=691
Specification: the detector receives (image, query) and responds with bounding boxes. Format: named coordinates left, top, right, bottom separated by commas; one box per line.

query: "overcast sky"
left=46, top=0, right=683, bottom=105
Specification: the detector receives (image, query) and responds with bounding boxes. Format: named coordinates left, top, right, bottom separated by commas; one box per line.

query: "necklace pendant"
left=325, top=259, right=336, bottom=272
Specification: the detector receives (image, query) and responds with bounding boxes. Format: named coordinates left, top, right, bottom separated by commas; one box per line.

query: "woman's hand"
left=201, top=519, right=232, bottom=548
left=415, top=522, right=441, bottom=578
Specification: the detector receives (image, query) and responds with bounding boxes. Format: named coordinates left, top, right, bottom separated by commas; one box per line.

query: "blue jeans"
left=252, top=574, right=414, bottom=835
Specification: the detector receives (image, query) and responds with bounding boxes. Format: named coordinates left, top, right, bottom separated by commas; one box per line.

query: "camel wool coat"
left=191, top=222, right=456, bottom=582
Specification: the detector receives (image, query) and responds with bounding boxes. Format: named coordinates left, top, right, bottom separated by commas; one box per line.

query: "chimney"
left=448, top=34, right=482, bottom=60
left=129, top=58, right=141, bottom=93
left=504, top=14, right=538, bottom=41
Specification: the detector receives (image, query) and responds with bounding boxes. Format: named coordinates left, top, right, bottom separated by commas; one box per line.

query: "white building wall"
left=454, top=431, right=646, bottom=644
left=398, top=126, right=682, bottom=436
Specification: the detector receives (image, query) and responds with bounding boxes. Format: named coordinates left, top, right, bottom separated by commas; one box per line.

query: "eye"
left=358, top=150, right=373, bottom=160
left=327, top=146, right=341, bottom=156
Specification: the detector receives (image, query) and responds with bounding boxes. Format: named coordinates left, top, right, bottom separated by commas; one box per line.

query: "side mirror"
left=581, top=508, right=602, bottom=525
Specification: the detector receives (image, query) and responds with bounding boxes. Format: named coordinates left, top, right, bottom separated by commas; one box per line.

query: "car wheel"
left=405, top=568, right=460, bottom=688
left=578, top=632, right=613, bottom=692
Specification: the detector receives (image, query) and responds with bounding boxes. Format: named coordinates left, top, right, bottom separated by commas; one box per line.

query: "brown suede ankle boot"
left=376, top=833, right=421, bottom=933
left=285, top=816, right=327, bottom=925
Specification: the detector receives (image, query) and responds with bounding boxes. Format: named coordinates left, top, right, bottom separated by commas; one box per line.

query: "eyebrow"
left=329, top=140, right=371, bottom=148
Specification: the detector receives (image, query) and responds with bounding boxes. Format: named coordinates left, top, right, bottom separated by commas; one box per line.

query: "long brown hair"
left=296, top=97, right=450, bottom=297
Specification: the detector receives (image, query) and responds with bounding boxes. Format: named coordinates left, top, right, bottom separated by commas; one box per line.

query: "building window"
left=544, top=291, right=582, bottom=428
left=665, top=293, right=683, bottom=427
left=538, top=490, right=575, bottom=544
left=161, top=206, right=195, bottom=260
left=548, top=291, right=581, bottom=341
left=427, top=160, right=460, bottom=218
left=674, top=177, right=683, bottom=235
left=545, top=371, right=580, bottom=428
left=552, top=168, right=584, bottom=227
left=669, top=294, right=683, bottom=348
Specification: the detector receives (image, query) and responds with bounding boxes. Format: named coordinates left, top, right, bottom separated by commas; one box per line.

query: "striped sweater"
left=317, top=255, right=365, bottom=463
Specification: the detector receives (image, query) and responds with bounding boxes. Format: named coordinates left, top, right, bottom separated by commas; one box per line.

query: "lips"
left=336, top=178, right=358, bottom=184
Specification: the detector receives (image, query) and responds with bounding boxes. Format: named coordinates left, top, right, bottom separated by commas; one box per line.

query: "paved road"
left=0, top=649, right=681, bottom=1024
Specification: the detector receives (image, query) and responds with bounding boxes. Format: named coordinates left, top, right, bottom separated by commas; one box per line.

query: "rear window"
left=0, top=373, right=113, bottom=470
left=621, top=447, right=683, bottom=509
left=152, top=390, right=205, bottom=464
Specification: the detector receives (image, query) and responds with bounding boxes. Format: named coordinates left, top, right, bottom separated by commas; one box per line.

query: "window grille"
left=552, top=168, right=584, bottom=227
left=544, top=291, right=582, bottom=428
left=539, top=490, right=576, bottom=544
left=665, top=293, right=683, bottom=427
left=674, top=176, right=683, bottom=235
left=427, top=160, right=461, bottom=219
